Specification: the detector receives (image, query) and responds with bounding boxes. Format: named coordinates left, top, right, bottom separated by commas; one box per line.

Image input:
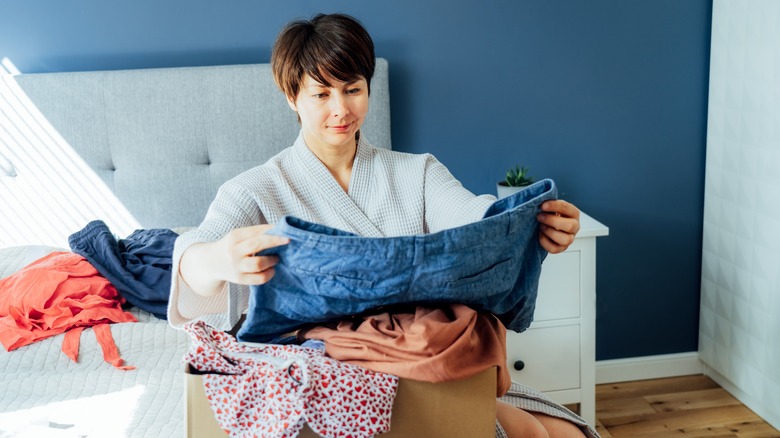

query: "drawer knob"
left=513, top=360, right=525, bottom=371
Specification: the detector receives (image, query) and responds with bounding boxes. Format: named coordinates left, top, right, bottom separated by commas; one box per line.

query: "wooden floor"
left=594, top=374, right=780, bottom=437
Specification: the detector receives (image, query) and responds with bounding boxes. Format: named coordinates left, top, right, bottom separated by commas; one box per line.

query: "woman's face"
left=288, top=73, right=369, bottom=153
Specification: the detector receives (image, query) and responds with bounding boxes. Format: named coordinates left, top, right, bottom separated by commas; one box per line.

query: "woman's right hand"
left=179, top=224, right=290, bottom=297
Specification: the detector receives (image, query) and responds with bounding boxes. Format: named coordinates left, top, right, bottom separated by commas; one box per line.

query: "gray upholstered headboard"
left=10, top=58, right=391, bottom=232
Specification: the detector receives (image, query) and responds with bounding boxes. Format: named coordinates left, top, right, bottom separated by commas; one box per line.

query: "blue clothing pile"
left=69, top=220, right=178, bottom=319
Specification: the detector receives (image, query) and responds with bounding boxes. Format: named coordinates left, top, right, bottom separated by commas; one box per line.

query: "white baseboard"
left=596, top=352, right=703, bottom=384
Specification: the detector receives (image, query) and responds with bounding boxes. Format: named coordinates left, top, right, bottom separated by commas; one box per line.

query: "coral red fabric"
left=0, top=251, right=136, bottom=369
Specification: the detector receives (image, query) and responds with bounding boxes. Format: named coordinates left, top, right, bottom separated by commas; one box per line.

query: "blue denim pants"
left=237, top=179, right=558, bottom=343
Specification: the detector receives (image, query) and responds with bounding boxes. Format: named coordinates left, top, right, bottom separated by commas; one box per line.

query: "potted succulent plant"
left=497, top=165, right=535, bottom=199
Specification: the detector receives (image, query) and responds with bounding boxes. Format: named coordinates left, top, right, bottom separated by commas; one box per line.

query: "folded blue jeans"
left=237, top=179, right=558, bottom=343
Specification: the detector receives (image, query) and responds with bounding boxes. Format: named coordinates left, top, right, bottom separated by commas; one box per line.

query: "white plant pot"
left=496, top=183, right=530, bottom=199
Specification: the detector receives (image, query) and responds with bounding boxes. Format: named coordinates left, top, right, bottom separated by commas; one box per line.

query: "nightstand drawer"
left=506, top=325, right=580, bottom=392
left=534, top=250, right=581, bottom=321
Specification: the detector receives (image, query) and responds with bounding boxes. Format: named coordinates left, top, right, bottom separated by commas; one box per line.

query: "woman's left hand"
left=537, top=200, right=581, bottom=254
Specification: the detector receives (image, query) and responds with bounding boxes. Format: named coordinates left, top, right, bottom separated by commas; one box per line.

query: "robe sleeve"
left=167, top=180, right=267, bottom=331
left=421, top=154, right=496, bottom=233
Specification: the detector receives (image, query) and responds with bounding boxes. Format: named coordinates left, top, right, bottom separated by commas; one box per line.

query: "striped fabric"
left=498, top=382, right=601, bottom=437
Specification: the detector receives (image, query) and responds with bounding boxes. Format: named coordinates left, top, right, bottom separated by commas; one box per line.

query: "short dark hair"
left=271, top=13, right=376, bottom=101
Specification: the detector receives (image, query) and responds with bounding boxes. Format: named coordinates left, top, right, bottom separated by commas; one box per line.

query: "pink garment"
left=184, top=321, right=398, bottom=438
left=0, top=252, right=136, bottom=369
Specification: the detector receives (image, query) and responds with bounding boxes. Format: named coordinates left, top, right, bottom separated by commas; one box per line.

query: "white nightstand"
left=505, top=211, right=608, bottom=426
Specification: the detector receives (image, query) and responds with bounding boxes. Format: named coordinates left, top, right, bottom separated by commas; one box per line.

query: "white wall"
left=699, top=0, right=780, bottom=429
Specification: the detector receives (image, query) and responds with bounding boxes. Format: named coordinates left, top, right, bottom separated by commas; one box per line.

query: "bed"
left=0, top=57, right=604, bottom=438
left=0, top=60, right=391, bottom=437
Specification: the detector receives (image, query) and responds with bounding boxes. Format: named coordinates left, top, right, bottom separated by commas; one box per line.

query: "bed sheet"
left=0, top=308, right=189, bottom=437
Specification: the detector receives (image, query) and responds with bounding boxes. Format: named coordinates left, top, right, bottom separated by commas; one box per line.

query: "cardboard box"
left=184, top=364, right=496, bottom=437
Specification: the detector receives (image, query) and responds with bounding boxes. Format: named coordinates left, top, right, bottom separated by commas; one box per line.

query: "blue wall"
left=0, top=0, right=712, bottom=360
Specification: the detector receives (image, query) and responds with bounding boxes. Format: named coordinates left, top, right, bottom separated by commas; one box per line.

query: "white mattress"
left=0, top=308, right=189, bottom=437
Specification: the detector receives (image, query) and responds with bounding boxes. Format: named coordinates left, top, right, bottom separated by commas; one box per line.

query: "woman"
left=169, top=13, right=590, bottom=438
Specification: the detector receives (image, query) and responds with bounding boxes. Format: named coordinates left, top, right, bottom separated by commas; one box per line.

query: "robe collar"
left=292, top=131, right=383, bottom=237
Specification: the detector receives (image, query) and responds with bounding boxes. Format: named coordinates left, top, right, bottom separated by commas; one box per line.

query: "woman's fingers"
left=238, top=265, right=277, bottom=285
left=537, top=202, right=580, bottom=235
left=238, top=254, right=280, bottom=275
left=538, top=224, right=574, bottom=254
left=540, top=199, right=580, bottom=218
left=231, top=225, right=289, bottom=255
left=537, top=200, right=580, bottom=254
left=219, top=224, right=290, bottom=285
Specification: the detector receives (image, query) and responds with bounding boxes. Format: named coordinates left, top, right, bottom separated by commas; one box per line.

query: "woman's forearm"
left=179, top=242, right=227, bottom=297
